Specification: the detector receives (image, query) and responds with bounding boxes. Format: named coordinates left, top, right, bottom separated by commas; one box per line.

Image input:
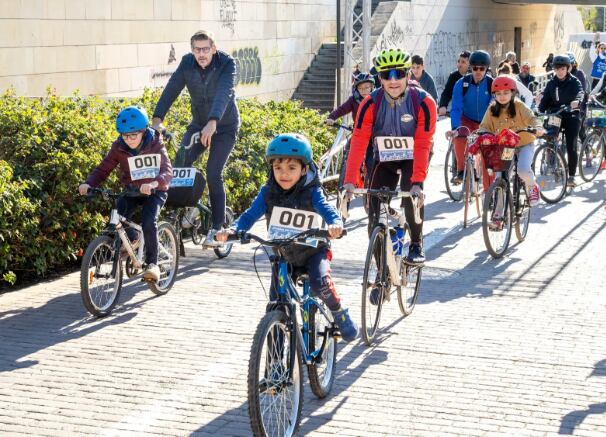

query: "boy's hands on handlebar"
left=571, top=100, right=580, bottom=110
left=139, top=182, right=158, bottom=195
left=325, top=118, right=335, bottom=126
left=78, top=183, right=90, bottom=196
left=327, top=224, right=343, bottom=240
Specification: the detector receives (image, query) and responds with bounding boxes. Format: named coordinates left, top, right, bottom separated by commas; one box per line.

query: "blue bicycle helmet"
left=116, top=106, right=149, bottom=134
left=266, top=133, right=313, bottom=165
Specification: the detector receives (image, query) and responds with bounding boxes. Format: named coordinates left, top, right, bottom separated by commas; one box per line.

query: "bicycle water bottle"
left=390, top=225, right=405, bottom=256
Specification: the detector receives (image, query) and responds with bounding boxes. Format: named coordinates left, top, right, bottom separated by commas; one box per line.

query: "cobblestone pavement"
left=1, top=120, right=605, bottom=436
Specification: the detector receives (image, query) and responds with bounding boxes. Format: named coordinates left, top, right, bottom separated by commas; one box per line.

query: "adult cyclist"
left=448, top=50, right=493, bottom=185
left=538, top=54, right=583, bottom=187
left=342, top=48, right=437, bottom=265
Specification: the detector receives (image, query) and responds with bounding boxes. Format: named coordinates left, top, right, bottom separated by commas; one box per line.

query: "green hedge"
left=0, top=88, right=332, bottom=285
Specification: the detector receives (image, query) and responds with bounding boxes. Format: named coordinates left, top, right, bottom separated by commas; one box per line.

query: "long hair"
left=490, top=97, right=517, bottom=118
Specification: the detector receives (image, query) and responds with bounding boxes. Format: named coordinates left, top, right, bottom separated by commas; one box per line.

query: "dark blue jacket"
left=153, top=51, right=240, bottom=131
left=538, top=74, right=583, bottom=114
left=450, top=74, right=493, bottom=128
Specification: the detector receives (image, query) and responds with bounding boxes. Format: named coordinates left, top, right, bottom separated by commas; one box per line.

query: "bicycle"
left=353, top=187, right=423, bottom=346
left=162, top=130, right=235, bottom=259
left=444, top=127, right=484, bottom=226
left=225, top=229, right=345, bottom=437
left=479, top=128, right=536, bottom=258
left=578, top=100, right=606, bottom=182
left=531, top=105, right=576, bottom=204
left=80, top=188, right=179, bottom=317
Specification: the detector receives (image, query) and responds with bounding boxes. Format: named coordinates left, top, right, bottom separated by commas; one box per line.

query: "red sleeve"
left=155, top=146, right=173, bottom=191
left=344, top=95, right=374, bottom=186
left=85, top=143, right=120, bottom=187
left=411, top=95, right=437, bottom=184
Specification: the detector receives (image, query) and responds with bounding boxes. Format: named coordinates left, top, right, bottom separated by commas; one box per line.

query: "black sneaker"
left=451, top=170, right=464, bottom=185
left=369, top=287, right=383, bottom=305
left=406, top=243, right=425, bottom=265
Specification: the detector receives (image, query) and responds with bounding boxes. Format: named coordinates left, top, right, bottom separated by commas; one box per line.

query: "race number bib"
left=267, top=207, right=327, bottom=248
left=127, top=154, right=161, bottom=181
left=548, top=115, right=561, bottom=127
left=169, top=167, right=196, bottom=187
left=501, top=147, right=515, bottom=160
left=375, top=136, right=414, bottom=162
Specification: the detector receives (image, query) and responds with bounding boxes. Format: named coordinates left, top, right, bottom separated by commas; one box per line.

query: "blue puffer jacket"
left=450, top=74, right=493, bottom=128
left=153, top=51, right=240, bottom=131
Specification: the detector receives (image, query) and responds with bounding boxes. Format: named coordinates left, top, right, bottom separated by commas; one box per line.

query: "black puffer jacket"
left=539, top=74, right=583, bottom=116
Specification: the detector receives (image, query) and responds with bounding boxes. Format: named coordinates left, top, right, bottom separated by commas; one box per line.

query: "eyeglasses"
left=378, top=69, right=407, bottom=80
left=472, top=66, right=486, bottom=72
left=122, top=131, right=143, bottom=141
left=357, top=84, right=373, bottom=92
left=192, top=46, right=212, bottom=54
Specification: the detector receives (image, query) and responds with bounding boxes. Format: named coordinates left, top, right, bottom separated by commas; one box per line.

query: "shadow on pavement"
left=559, top=359, right=606, bottom=434
left=190, top=318, right=397, bottom=436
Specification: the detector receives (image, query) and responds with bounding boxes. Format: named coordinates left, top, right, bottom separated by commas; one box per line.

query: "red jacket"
left=344, top=89, right=436, bottom=185
left=86, top=129, right=173, bottom=191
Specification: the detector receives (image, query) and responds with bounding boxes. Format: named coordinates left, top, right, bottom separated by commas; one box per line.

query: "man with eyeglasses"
left=342, top=48, right=437, bottom=265
left=152, top=30, right=240, bottom=246
left=438, top=51, right=470, bottom=117
left=517, top=62, right=537, bottom=94
left=448, top=50, right=493, bottom=184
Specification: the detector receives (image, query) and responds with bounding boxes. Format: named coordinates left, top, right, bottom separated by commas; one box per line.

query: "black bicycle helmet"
left=552, top=54, right=571, bottom=67
left=469, top=50, right=491, bottom=67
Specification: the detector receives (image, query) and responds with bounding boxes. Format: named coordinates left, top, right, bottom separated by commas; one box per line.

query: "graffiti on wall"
left=232, top=47, right=262, bottom=85
left=376, top=20, right=413, bottom=51
left=554, top=11, right=565, bottom=51
left=220, top=0, right=237, bottom=34
left=168, top=44, right=176, bottom=64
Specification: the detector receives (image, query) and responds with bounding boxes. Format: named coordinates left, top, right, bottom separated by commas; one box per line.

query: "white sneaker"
left=143, top=263, right=160, bottom=282
left=181, top=207, right=200, bottom=229
left=202, top=229, right=222, bottom=247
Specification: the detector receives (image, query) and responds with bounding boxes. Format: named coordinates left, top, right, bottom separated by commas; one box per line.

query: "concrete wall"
left=369, top=0, right=584, bottom=93
left=0, top=0, right=336, bottom=100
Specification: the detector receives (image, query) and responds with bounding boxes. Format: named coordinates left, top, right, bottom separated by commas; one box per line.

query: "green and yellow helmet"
left=374, top=49, right=412, bottom=72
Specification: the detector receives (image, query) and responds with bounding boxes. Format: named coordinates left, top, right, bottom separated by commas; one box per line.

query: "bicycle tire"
left=514, top=178, right=531, bottom=242
left=80, top=235, right=122, bottom=317
left=361, top=225, right=387, bottom=346
left=463, top=162, right=472, bottom=228
left=148, top=221, right=179, bottom=295
left=482, top=179, right=513, bottom=259
left=578, top=132, right=604, bottom=182
left=307, top=302, right=337, bottom=399
left=248, top=310, right=303, bottom=437
left=214, top=207, right=235, bottom=259
left=444, top=141, right=463, bottom=201
left=532, top=143, right=568, bottom=204
left=396, top=262, right=422, bottom=316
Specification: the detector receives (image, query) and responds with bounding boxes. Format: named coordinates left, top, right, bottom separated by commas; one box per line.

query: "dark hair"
left=459, top=51, right=471, bottom=59
left=411, top=55, right=424, bottom=65
left=269, top=157, right=305, bottom=167
left=190, top=30, right=215, bottom=48
left=497, top=64, right=512, bottom=75
left=490, top=99, right=517, bottom=118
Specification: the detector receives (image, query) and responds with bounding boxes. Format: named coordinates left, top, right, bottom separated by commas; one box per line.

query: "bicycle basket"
left=543, top=115, right=562, bottom=136
left=479, top=143, right=515, bottom=172
left=165, top=168, right=206, bottom=207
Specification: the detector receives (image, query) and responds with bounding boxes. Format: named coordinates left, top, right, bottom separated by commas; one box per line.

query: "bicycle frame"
left=319, top=125, right=352, bottom=184
left=108, top=208, right=146, bottom=271
left=274, top=260, right=334, bottom=366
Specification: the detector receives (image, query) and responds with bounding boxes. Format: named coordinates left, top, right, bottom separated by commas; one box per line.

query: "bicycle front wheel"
left=361, top=226, right=387, bottom=346
left=444, top=142, right=463, bottom=201
left=482, top=179, right=513, bottom=259
left=148, top=221, right=179, bottom=295
left=578, top=132, right=604, bottom=182
left=248, top=310, right=303, bottom=437
left=80, top=235, right=122, bottom=317
left=532, top=143, right=568, bottom=204
left=515, top=178, right=531, bottom=242
left=307, top=302, right=337, bottom=399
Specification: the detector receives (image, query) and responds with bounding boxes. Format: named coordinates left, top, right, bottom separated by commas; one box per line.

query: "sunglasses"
left=378, top=69, right=407, bottom=80
left=472, top=66, right=486, bottom=72
left=122, top=131, right=144, bottom=140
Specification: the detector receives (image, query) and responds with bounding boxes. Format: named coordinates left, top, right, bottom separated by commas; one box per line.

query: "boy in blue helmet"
left=79, top=106, right=173, bottom=282
left=216, top=133, right=359, bottom=342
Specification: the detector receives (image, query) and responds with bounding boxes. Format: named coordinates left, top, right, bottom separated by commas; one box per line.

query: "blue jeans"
left=117, top=191, right=167, bottom=265
left=269, top=249, right=341, bottom=312
left=178, top=124, right=238, bottom=229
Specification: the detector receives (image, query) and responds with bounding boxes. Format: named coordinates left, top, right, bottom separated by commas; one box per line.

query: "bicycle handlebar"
left=535, top=104, right=578, bottom=117
left=85, top=187, right=155, bottom=200
left=330, top=123, right=353, bottom=132
left=227, top=228, right=348, bottom=247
